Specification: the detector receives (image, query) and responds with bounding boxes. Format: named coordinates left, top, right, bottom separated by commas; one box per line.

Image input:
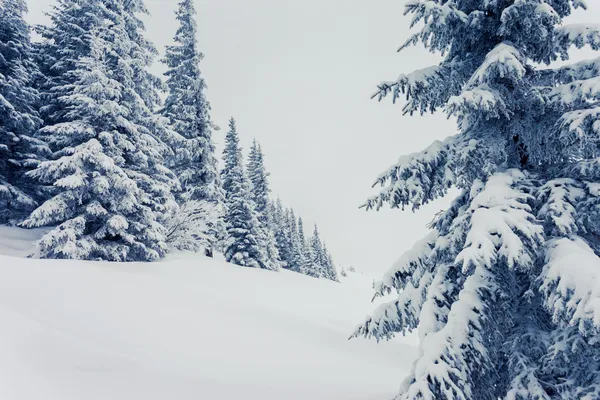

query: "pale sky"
left=25, top=0, right=600, bottom=275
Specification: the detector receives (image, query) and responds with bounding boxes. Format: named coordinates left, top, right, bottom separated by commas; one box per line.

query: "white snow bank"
left=0, top=227, right=417, bottom=400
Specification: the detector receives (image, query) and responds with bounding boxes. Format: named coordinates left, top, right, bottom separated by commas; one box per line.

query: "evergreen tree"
left=23, top=1, right=177, bottom=261
left=272, top=199, right=293, bottom=268
left=161, top=0, right=223, bottom=254
left=162, top=0, right=221, bottom=204
left=247, top=139, right=280, bottom=269
left=221, top=118, right=269, bottom=269
left=322, top=243, right=338, bottom=282
left=296, top=217, right=312, bottom=275
left=287, top=209, right=305, bottom=272
left=0, top=0, right=46, bottom=222
left=308, top=224, right=325, bottom=278
left=354, top=1, right=600, bottom=399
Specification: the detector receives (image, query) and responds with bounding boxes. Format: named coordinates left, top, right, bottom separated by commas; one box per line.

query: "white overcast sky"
left=26, top=0, right=600, bottom=274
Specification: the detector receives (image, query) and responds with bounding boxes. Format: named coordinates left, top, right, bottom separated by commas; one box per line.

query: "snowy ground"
left=0, top=227, right=417, bottom=400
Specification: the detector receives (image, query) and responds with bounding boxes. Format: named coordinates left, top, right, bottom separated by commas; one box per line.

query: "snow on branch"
left=401, top=0, right=468, bottom=54
left=374, top=231, right=437, bottom=297
left=457, top=170, right=543, bottom=273
left=541, top=237, right=600, bottom=337
left=537, top=178, right=585, bottom=236
left=534, top=57, right=600, bottom=87
left=557, top=24, right=600, bottom=51
left=372, top=60, right=468, bottom=115
left=354, top=271, right=433, bottom=341
left=447, top=84, right=510, bottom=119
left=546, top=76, right=600, bottom=109
left=467, top=43, right=526, bottom=88
left=558, top=106, right=600, bottom=148
left=364, top=137, right=456, bottom=211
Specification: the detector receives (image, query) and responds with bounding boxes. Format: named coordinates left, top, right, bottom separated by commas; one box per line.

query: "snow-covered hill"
left=0, top=227, right=416, bottom=400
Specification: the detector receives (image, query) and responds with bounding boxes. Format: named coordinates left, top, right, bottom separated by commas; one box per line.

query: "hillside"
left=0, top=227, right=416, bottom=400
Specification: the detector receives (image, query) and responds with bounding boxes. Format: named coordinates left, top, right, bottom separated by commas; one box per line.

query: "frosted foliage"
left=221, top=119, right=270, bottom=270
left=357, top=0, right=600, bottom=398
left=164, top=200, right=222, bottom=254
left=0, top=0, right=45, bottom=222
left=542, top=238, right=600, bottom=337
left=23, top=1, right=176, bottom=261
left=162, top=0, right=222, bottom=207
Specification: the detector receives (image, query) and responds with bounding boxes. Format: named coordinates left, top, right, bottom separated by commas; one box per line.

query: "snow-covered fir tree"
left=0, top=0, right=46, bottom=223
left=296, top=216, right=312, bottom=274
left=221, top=118, right=270, bottom=269
left=23, top=1, right=177, bottom=261
left=272, top=198, right=293, bottom=268
left=247, top=139, right=281, bottom=269
left=162, top=0, right=220, bottom=203
left=354, top=1, right=600, bottom=399
left=307, top=224, right=325, bottom=278
left=322, top=243, right=338, bottom=282
left=287, top=209, right=305, bottom=272
left=307, top=225, right=338, bottom=281
left=161, top=0, right=224, bottom=254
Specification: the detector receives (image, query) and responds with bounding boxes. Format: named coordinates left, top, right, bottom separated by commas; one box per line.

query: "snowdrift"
left=0, top=227, right=416, bottom=400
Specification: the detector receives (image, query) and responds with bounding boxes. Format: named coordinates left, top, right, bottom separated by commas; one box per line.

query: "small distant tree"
left=247, top=139, right=281, bottom=270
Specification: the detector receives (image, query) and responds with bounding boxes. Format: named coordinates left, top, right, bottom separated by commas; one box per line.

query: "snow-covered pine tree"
left=296, top=217, right=314, bottom=275
left=287, top=208, right=306, bottom=272
left=322, top=243, right=338, bottom=282
left=221, top=118, right=269, bottom=269
left=247, top=139, right=281, bottom=269
left=161, top=0, right=224, bottom=254
left=23, top=1, right=177, bottom=261
left=307, top=224, right=325, bottom=278
left=0, top=0, right=47, bottom=223
left=162, top=0, right=221, bottom=203
left=354, top=1, right=600, bottom=399
left=272, top=198, right=293, bottom=268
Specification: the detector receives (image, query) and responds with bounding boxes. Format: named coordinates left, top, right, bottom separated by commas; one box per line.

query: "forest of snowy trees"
left=354, top=0, right=600, bottom=399
left=0, top=0, right=338, bottom=281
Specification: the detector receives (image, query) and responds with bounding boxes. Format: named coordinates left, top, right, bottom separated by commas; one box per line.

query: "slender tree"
left=221, top=118, right=269, bottom=269
left=272, top=198, right=293, bottom=268
left=162, top=0, right=221, bottom=204
left=247, top=139, right=281, bottom=269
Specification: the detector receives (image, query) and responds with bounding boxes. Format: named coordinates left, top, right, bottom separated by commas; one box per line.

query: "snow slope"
left=0, top=227, right=417, bottom=400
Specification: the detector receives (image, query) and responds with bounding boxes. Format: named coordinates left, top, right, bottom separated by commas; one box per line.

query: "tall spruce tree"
left=247, top=139, right=281, bottom=269
left=162, top=0, right=221, bottom=204
left=354, top=1, right=600, bottom=399
left=23, top=1, right=177, bottom=261
left=161, top=0, right=224, bottom=254
left=0, top=0, right=46, bottom=222
left=221, top=118, right=269, bottom=269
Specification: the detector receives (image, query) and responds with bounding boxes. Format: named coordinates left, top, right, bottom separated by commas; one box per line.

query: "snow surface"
left=0, top=226, right=417, bottom=400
